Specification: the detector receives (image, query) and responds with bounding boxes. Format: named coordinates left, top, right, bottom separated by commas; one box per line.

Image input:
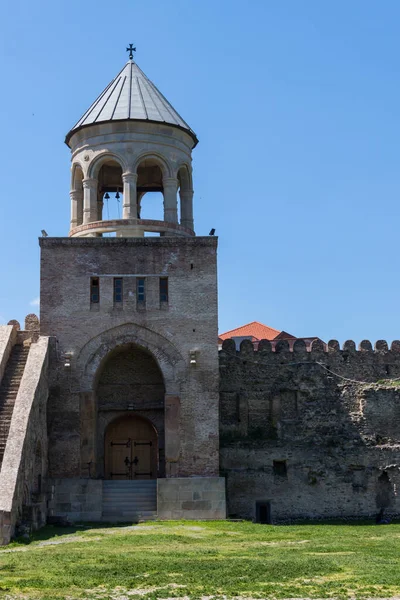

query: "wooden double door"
left=105, top=416, right=158, bottom=480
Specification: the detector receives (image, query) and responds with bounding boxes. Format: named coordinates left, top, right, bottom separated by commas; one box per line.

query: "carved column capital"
left=70, top=189, right=83, bottom=199
left=163, top=177, right=179, bottom=189
left=179, top=190, right=194, bottom=199
left=122, top=172, right=138, bottom=184
left=82, top=178, right=98, bottom=190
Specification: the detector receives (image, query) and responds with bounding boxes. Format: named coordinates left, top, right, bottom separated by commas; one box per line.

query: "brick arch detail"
left=77, top=323, right=186, bottom=395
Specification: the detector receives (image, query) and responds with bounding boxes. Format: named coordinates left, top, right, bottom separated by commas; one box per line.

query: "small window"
left=273, top=460, right=287, bottom=478
left=136, top=277, right=146, bottom=305
left=114, top=278, right=123, bottom=303
left=160, top=277, right=168, bottom=303
left=90, top=277, right=99, bottom=304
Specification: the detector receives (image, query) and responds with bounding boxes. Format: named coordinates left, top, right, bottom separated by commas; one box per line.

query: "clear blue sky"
left=1, top=0, right=400, bottom=344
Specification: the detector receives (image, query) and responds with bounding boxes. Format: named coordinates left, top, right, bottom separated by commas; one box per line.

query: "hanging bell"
left=115, top=191, right=120, bottom=200
left=104, top=192, right=110, bottom=200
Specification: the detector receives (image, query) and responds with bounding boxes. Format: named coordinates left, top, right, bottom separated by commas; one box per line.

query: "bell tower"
left=66, top=49, right=196, bottom=239
left=40, top=49, right=225, bottom=522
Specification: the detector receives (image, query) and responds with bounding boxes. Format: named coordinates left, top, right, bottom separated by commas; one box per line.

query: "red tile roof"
left=219, top=321, right=282, bottom=341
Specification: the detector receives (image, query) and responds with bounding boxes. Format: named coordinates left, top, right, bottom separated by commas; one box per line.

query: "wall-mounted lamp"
left=190, top=350, right=197, bottom=366
left=64, top=353, right=73, bottom=368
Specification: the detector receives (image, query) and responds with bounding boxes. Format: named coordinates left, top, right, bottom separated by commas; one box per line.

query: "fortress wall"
left=219, top=338, right=400, bottom=522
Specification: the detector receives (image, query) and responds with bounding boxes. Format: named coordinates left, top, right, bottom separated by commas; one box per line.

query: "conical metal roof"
left=65, top=60, right=198, bottom=146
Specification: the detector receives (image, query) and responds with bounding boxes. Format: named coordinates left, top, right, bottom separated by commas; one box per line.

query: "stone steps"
left=103, top=494, right=157, bottom=501
left=0, top=344, right=30, bottom=467
left=102, top=480, right=157, bottom=521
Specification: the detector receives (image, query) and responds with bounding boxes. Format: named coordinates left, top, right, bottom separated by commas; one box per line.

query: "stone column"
left=70, top=189, right=83, bottom=229
left=76, top=190, right=83, bottom=225
left=83, top=178, right=98, bottom=224
left=180, top=189, right=194, bottom=231
left=122, top=172, right=138, bottom=219
left=163, top=177, right=179, bottom=223
left=137, top=191, right=145, bottom=219
left=97, top=194, right=104, bottom=222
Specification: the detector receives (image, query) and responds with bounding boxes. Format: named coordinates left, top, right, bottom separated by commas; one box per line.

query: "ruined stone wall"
left=219, top=338, right=400, bottom=522
left=40, top=236, right=219, bottom=480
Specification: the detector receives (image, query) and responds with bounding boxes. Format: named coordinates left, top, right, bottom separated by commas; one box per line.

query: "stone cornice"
left=39, top=236, right=217, bottom=248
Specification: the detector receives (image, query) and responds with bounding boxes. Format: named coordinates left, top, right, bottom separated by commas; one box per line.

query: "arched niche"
left=96, top=343, right=165, bottom=404
left=95, top=343, right=166, bottom=479
left=76, top=324, right=185, bottom=477
left=78, top=323, right=185, bottom=395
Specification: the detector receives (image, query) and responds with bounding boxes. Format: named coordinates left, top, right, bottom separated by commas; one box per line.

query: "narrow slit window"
left=160, top=277, right=168, bottom=303
left=90, top=277, right=100, bottom=304
left=114, top=278, right=123, bottom=303
left=137, top=277, right=146, bottom=305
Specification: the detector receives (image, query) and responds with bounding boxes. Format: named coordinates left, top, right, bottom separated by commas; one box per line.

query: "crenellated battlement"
left=221, top=337, right=400, bottom=356
left=220, top=335, right=400, bottom=521
left=219, top=337, right=400, bottom=386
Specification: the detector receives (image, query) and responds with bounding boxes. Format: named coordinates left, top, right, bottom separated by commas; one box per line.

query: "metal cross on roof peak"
left=126, top=44, right=136, bottom=60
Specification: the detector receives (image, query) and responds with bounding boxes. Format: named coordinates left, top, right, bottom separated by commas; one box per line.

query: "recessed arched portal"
left=105, top=415, right=158, bottom=480
left=95, top=343, right=166, bottom=479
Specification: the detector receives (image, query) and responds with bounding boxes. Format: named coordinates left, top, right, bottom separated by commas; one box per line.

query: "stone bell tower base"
left=41, top=235, right=225, bottom=521
left=157, top=478, right=226, bottom=520
left=48, top=478, right=226, bottom=522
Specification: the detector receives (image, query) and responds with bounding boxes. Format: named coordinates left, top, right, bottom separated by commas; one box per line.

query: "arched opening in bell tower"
left=136, top=157, right=167, bottom=224
left=95, top=343, right=165, bottom=479
left=69, top=151, right=195, bottom=237
left=98, top=159, right=124, bottom=223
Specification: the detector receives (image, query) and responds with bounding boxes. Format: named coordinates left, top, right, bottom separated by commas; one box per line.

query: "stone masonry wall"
left=157, top=477, right=226, bottom=520
left=220, top=338, right=400, bottom=522
left=40, top=237, right=219, bottom=480
left=0, top=337, right=50, bottom=544
left=48, top=479, right=102, bottom=522
left=0, top=326, right=16, bottom=385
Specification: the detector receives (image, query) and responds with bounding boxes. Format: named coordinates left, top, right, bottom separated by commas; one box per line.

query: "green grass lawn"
left=1, top=520, right=400, bottom=599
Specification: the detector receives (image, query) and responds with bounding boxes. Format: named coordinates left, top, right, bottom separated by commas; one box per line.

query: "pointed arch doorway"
left=105, top=415, right=158, bottom=480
